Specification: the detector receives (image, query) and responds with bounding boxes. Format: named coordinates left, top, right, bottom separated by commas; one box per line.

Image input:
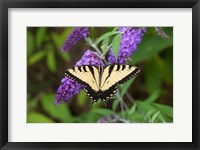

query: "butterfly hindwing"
left=84, top=86, right=99, bottom=102
left=99, top=84, right=118, bottom=102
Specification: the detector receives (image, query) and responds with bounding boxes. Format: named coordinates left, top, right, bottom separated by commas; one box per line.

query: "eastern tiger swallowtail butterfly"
left=65, top=64, right=140, bottom=106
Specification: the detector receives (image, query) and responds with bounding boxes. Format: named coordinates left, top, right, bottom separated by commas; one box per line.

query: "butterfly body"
left=65, top=64, right=140, bottom=104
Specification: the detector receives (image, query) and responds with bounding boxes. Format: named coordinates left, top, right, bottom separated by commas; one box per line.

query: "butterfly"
left=65, top=64, right=140, bottom=106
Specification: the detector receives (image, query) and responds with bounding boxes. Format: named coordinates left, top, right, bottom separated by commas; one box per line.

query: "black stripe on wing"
left=87, top=65, right=97, bottom=82
left=104, top=65, right=115, bottom=82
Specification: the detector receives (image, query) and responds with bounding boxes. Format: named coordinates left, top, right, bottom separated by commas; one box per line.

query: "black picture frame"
left=0, top=0, right=199, bottom=149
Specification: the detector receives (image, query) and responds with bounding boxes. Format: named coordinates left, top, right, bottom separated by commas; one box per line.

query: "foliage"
left=27, top=27, right=173, bottom=123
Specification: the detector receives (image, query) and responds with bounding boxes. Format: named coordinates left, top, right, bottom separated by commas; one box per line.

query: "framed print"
left=0, top=0, right=199, bottom=150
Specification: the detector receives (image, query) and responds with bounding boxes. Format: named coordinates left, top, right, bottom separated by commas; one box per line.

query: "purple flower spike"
left=108, top=27, right=146, bottom=64
left=55, top=49, right=104, bottom=104
left=54, top=78, right=82, bottom=105
left=61, top=27, right=90, bottom=52
left=75, top=49, right=104, bottom=67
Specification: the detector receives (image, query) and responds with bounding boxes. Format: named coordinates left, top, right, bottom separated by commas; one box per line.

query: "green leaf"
left=90, top=27, right=97, bottom=42
left=100, top=45, right=107, bottom=52
left=120, top=77, right=136, bottom=96
left=153, top=103, right=173, bottom=118
left=74, top=112, right=101, bottom=123
left=143, top=110, right=154, bottom=122
left=27, top=112, right=54, bottom=123
left=76, top=91, right=87, bottom=106
left=95, top=31, right=119, bottom=45
left=92, top=108, right=116, bottom=116
left=131, top=28, right=173, bottom=64
left=102, top=37, right=110, bottom=47
left=40, top=93, right=73, bottom=122
left=160, top=48, right=173, bottom=85
left=112, top=27, right=119, bottom=31
left=46, top=51, right=57, bottom=73
left=28, top=51, right=46, bottom=66
left=138, top=101, right=168, bottom=123
left=51, top=33, right=62, bottom=48
left=90, top=99, right=103, bottom=109
left=137, top=101, right=158, bottom=113
left=143, top=109, right=165, bottom=123
left=128, top=104, right=137, bottom=115
left=151, top=111, right=160, bottom=123
left=27, top=32, right=34, bottom=56
left=52, top=28, right=73, bottom=49
left=144, top=57, right=162, bottom=93
left=112, top=34, right=121, bottom=61
left=27, top=99, right=37, bottom=111
left=112, top=99, right=119, bottom=111
left=129, top=111, right=144, bottom=122
left=58, top=52, right=70, bottom=62
left=36, top=27, right=47, bottom=48
left=145, top=90, right=161, bottom=104
left=155, top=112, right=166, bottom=123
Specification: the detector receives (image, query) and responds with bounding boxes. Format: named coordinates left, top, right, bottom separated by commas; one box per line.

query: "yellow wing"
left=100, top=64, right=140, bottom=91
left=65, top=65, right=100, bottom=92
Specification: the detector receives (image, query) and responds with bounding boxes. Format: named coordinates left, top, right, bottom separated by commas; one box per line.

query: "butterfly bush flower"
left=75, top=49, right=104, bottom=66
left=55, top=50, right=104, bottom=104
left=61, top=27, right=90, bottom=52
left=54, top=78, right=82, bottom=105
left=108, top=27, right=146, bottom=64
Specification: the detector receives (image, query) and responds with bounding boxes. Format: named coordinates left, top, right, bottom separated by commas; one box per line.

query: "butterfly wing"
left=65, top=65, right=100, bottom=101
left=99, top=64, right=140, bottom=100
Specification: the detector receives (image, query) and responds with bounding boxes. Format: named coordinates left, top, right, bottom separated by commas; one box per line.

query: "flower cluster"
left=61, top=27, right=89, bottom=52
left=108, top=27, right=146, bottom=64
left=54, top=77, right=82, bottom=105
left=54, top=50, right=104, bottom=104
left=75, top=50, right=104, bottom=66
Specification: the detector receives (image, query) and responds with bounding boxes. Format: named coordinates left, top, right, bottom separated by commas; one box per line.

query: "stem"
left=120, top=101, right=125, bottom=119
left=91, top=44, right=102, bottom=55
left=122, top=101, right=129, bottom=111
left=101, top=44, right=112, bottom=58
left=85, top=38, right=108, bottom=64
left=116, top=90, right=130, bottom=111
left=125, top=92, right=135, bottom=104
left=116, top=92, right=125, bottom=119
left=85, top=38, right=101, bottom=54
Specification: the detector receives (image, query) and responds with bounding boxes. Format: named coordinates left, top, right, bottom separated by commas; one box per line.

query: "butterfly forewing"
left=100, top=65, right=137, bottom=90
left=97, top=64, right=140, bottom=101
left=65, top=66, right=100, bottom=101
